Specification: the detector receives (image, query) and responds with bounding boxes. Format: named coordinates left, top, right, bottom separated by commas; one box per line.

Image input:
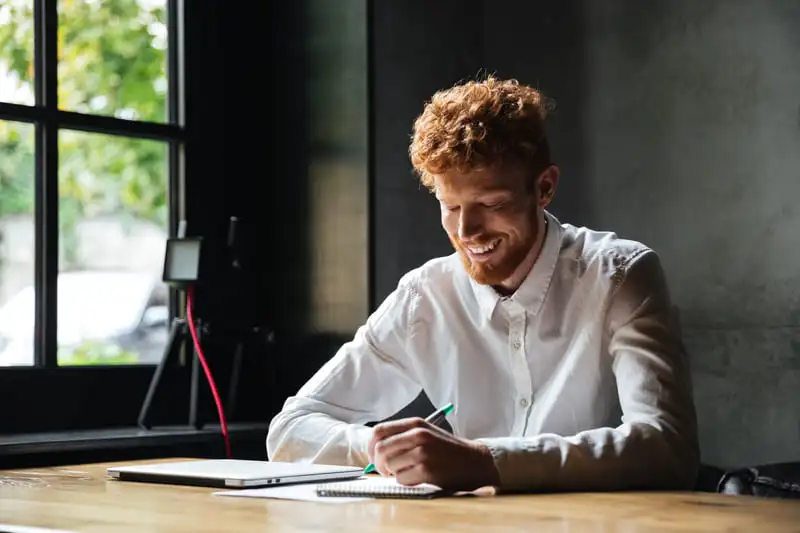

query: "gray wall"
left=371, top=0, right=485, bottom=303
left=372, top=0, right=800, bottom=468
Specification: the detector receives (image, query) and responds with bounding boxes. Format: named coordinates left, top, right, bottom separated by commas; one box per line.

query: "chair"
left=716, top=462, right=800, bottom=499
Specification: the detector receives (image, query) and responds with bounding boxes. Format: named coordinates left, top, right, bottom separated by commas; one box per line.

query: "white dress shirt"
left=267, top=210, right=699, bottom=491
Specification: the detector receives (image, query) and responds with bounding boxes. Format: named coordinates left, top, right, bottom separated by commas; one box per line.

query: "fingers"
left=367, top=417, right=427, bottom=466
left=383, top=442, right=429, bottom=479
left=374, top=426, right=434, bottom=476
left=395, top=462, right=429, bottom=487
left=373, top=417, right=428, bottom=443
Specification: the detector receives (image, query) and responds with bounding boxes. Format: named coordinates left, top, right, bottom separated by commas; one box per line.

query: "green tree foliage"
left=0, top=121, right=35, bottom=217
left=58, top=339, right=139, bottom=365
left=0, top=0, right=168, bottom=230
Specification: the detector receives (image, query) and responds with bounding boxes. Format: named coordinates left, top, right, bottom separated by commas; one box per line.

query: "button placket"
left=504, top=300, right=532, bottom=436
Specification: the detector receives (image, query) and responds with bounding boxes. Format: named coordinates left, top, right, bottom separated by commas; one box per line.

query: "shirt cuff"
left=347, top=424, right=375, bottom=467
left=476, top=436, right=545, bottom=491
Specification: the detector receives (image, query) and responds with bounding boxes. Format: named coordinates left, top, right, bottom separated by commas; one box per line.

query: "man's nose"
left=458, top=208, right=483, bottom=240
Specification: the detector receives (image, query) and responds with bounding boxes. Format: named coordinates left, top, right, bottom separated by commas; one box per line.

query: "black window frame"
left=0, top=0, right=185, bottom=435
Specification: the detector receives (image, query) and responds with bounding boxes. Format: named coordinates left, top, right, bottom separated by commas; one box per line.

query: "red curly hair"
left=409, top=76, right=553, bottom=190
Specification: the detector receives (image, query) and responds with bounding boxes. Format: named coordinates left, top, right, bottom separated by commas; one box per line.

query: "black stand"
left=138, top=216, right=249, bottom=432
left=138, top=316, right=204, bottom=430
left=138, top=316, right=247, bottom=430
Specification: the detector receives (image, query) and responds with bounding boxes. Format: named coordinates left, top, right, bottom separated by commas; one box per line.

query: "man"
left=267, top=76, right=699, bottom=493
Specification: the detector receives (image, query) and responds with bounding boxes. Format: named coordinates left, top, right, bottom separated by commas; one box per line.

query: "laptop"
left=106, top=459, right=364, bottom=488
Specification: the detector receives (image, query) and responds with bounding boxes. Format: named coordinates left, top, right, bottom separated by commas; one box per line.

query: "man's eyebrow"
left=478, top=191, right=513, bottom=201
left=437, top=191, right=512, bottom=202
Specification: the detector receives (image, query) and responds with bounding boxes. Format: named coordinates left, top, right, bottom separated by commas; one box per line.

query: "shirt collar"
left=470, top=210, right=563, bottom=320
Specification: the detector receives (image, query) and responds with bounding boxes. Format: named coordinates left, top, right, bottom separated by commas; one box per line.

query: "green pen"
left=363, top=402, right=455, bottom=474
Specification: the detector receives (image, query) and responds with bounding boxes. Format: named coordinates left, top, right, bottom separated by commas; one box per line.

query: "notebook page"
left=212, top=483, right=370, bottom=503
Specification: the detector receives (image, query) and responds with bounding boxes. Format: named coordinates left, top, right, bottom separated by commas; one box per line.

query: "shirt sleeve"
left=266, top=280, right=423, bottom=467
left=477, top=250, right=700, bottom=492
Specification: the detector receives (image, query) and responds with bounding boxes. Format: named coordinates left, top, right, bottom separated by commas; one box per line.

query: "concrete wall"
left=373, top=0, right=800, bottom=467
left=580, top=0, right=800, bottom=469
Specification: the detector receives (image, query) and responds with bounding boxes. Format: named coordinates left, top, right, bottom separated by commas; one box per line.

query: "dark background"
left=3, top=0, right=799, bottom=472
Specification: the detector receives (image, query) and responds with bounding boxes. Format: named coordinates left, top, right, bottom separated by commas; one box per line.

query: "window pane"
left=0, top=120, right=35, bottom=366
left=306, top=1, right=368, bottom=334
left=58, top=129, right=168, bottom=366
left=0, top=0, right=35, bottom=106
left=58, top=0, right=168, bottom=122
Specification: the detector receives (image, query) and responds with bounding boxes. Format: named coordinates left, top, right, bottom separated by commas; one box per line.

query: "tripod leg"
left=226, top=341, right=244, bottom=418
left=138, top=319, right=185, bottom=429
left=189, top=321, right=204, bottom=430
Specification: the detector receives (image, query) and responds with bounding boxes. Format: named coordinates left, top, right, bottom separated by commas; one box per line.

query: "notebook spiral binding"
left=315, top=479, right=443, bottom=499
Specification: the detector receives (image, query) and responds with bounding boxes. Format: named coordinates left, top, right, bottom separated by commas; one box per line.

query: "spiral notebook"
left=315, top=477, right=447, bottom=499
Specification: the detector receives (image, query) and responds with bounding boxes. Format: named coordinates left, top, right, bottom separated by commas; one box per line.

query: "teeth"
left=468, top=239, right=498, bottom=254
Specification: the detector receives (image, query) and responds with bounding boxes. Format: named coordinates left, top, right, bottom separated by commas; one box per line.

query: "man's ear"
left=537, top=165, right=560, bottom=208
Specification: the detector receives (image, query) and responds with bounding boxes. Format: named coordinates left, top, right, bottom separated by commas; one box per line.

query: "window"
left=306, top=1, right=368, bottom=334
left=0, top=0, right=182, bottom=376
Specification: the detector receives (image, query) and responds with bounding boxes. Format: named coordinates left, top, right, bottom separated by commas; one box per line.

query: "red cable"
left=186, top=285, right=231, bottom=459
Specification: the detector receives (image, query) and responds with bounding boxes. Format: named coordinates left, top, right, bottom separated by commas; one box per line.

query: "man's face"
left=435, top=165, right=557, bottom=286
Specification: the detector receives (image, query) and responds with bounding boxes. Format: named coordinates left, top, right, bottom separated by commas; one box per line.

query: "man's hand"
left=367, top=417, right=501, bottom=491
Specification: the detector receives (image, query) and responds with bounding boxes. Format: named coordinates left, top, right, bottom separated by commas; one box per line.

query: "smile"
left=465, top=238, right=500, bottom=259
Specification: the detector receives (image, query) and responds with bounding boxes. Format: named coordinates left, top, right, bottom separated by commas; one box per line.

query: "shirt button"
left=519, top=398, right=529, bottom=408
left=512, top=341, right=521, bottom=350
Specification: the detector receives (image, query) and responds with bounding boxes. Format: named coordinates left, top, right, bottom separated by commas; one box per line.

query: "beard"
left=450, top=231, right=536, bottom=286
left=449, top=206, right=543, bottom=286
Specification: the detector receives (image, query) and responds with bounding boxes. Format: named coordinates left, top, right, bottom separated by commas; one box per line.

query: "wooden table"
left=1, top=458, right=799, bottom=532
